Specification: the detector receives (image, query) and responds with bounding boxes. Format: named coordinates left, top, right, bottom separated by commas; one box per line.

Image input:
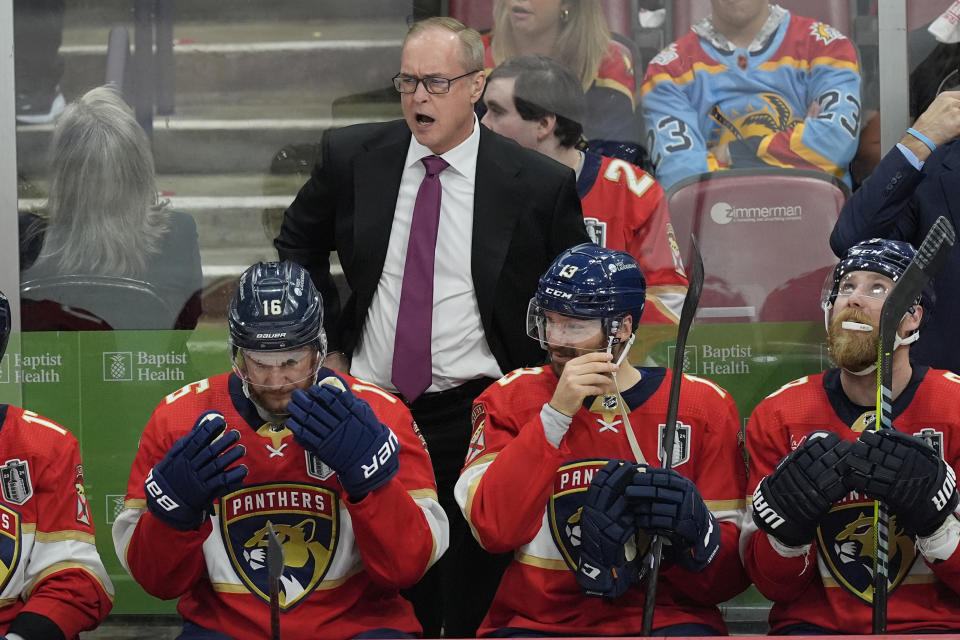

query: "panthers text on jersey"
left=577, top=152, right=689, bottom=325
left=641, top=9, right=860, bottom=190
left=0, top=405, right=113, bottom=639
left=113, top=370, right=447, bottom=640
left=743, top=367, right=960, bottom=633
left=455, top=365, right=748, bottom=635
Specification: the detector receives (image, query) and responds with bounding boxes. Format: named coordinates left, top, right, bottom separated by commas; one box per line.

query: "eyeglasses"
left=392, top=70, right=481, bottom=94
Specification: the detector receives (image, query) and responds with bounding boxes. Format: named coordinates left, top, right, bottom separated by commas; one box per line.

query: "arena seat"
left=21, top=275, right=178, bottom=330
left=665, top=168, right=850, bottom=323
left=671, top=0, right=852, bottom=41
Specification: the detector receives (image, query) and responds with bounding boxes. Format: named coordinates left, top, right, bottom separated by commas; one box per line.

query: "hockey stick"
left=267, top=522, right=285, bottom=640
left=872, top=216, right=955, bottom=633
left=641, top=235, right=704, bottom=636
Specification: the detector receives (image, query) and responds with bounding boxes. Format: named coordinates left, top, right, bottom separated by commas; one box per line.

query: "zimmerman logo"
left=103, top=352, right=133, bottom=381
left=710, top=201, right=803, bottom=225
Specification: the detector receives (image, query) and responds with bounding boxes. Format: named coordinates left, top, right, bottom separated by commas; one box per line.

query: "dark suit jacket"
left=275, top=119, right=589, bottom=375
left=830, top=139, right=960, bottom=373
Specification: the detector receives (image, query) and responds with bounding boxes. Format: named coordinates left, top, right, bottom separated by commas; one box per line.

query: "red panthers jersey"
left=455, top=365, right=748, bottom=636
left=744, top=367, right=960, bottom=633
left=0, top=405, right=113, bottom=639
left=113, top=371, right=446, bottom=640
left=578, top=152, right=689, bottom=325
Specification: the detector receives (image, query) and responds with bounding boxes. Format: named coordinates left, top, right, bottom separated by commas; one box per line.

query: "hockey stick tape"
left=317, top=376, right=347, bottom=392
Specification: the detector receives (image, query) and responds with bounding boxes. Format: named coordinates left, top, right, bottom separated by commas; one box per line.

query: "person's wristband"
left=906, top=127, right=937, bottom=153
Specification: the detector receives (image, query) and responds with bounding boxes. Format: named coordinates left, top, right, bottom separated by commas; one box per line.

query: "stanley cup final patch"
left=0, top=460, right=32, bottom=506
left=220, top=483, right=339, bottom=610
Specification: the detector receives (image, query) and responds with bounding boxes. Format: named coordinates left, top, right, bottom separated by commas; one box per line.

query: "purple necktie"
left=392, top=155, right=449, bottom=401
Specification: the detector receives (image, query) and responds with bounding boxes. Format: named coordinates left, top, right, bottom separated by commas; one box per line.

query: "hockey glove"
left=625, top=466, right=720, bottom=573
left=287, top=378, right=400, bottom=498
left=751, top=431, right=849, bottom=547
left=845, top=429, right=959, bottom=536
left=145, top=411, right=248, bottom=531
left=576, top=460, right=645, bottom=599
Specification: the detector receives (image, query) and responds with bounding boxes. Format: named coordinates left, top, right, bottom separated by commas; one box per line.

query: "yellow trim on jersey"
left=212, top=564, right=363, bottom=594
left=516, top=551, right=568, bottom=571
left=408, top=488, right=438, bottom=501
left=0, top=597, right=17, bottom=606
left=641, top=62, right=728, bottom=96
left=705, top=498, right=745, bottom=511
left=20, top=523, right=35, bottom=534
left=823, top=573, right=937, bottom=588
left=683, top=374, right=727, bottom=398
left=644, top=290, right=681, bottom=325
left=593, top=77, right=635, bottom=106
left=757, top=55, right=859, bottom=74
left=34, top=530, right=97, bottom=545
left=784, top=123, right=845, bottom=176
left=25, top=562, right=115, bottom=601
left=462, top=451, right=498, bottom=472
left=125, top=498, right=147, bottom=509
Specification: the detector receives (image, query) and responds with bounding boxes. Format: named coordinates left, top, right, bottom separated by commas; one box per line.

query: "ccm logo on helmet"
left=544, top=288, right=573, bottom=299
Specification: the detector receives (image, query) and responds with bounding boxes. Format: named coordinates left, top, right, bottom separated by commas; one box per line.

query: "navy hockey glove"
left=845, top=429, right=958, bottom=536
left=575, top=460, right=645, bottom=599
left=286, top=377, right=400, bottom=498
left=752, top=431, right=849, bottom=547
left=145, top=411, right=248, bottom=531
left=625, top=466, right=720, bottom=573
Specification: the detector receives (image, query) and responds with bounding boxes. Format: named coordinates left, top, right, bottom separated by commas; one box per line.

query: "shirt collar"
left=405, top=113, right=480, bottom=183
left=694, top=3, right=787, bottom=53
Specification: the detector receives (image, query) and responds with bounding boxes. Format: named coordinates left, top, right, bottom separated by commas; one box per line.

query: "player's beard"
left=548, top=345, right=583, bottom=377
left=827, top=308, right=878, bottom=371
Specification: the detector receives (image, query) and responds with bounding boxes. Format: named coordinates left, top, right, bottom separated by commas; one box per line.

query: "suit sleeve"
left=829, top=144, right=926, bottom=257
left=551, top=170, right=591, bottom=254
left=274, top=130, right=343, bottom=347
left=661, top=382, right=750, bottom=604
left=13, top=432, right=113, bottom=639
left=740, top=388, right=818, bottom=602
left=112, top=407, right=211, bottom=600
left=346, top=392, right=448, bottom=589
left=455, top=374, right=568, bottom=553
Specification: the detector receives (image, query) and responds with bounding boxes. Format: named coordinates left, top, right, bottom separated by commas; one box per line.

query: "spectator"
left=484, top=0, right=638, bottom=145
left=455, top=244, right=748, bottom=636
left=742, top=238, right=960, bottom=633
left=641, top=0, right=861, bottom=191
left=112, top=261, right=447, bottom=640
left=13, top=0, right=65, bottom=124
left=830, top=89, right=960, bottom=374
left=20, top=87, right=203, bottom=330
left=0, top=291, right=114, bottom=639
left=481, top=54, right=688, bottom=325
left=275, top=17, right=589, bottom=636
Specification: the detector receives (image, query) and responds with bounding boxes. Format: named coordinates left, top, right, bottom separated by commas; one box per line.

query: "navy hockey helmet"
left=0, top=291, right=9, bottom=364
left=228, top=261, right=326, bottom=382
left=527, top=243, right=646, bottom=348
left=821, top=238, right=934, bottom=312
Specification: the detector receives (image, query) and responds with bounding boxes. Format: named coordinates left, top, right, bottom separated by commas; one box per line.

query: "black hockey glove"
left=576, top=460, right=645, bottom=599
left=287, top=377, right=400, bottom=498
left=752, top=431, right=850, bottom=547
left=845, top=429, right=958, bottom=537
left=625, top=466, right=720, bottom=573
left=145, top=411, right=248, bottom=531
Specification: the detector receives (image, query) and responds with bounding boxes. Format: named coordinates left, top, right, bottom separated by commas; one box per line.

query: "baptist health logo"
left=710, top=201, right=803, bottom=224
left=103, top=352, right=133, bottom=382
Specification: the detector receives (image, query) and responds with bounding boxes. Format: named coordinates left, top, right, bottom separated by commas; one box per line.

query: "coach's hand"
left=845, top=429, right=958, bottom=536
left=287, top=377, right=400, bottom=499
left=752, top=431, right=849, bottom=547
left=145, top=411, right=248, bottom=531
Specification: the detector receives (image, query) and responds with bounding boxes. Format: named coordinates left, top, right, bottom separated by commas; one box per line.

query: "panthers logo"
left=220, top=483, right=339, bottom=609
left=817, top=501, right=916, bottom=604
left=710, top=94, right=802, bottom=147
left=0, top=504, right=19, bottom=594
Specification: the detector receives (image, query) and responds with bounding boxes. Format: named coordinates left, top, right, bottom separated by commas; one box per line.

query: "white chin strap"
left=822, top=303, right=920, bottom=376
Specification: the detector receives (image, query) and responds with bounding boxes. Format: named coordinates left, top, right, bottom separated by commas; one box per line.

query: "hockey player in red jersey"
left=455, top=244, right=748, bottom=636
left=481, top=55, right=688, bottom=326
left=113, top=262, right=447, bottom=640
left=744, top=238, right=960, bottom=633
left=0, top=291, right=113, bottom=640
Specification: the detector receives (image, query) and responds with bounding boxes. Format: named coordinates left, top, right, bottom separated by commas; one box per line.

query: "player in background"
left=0, top=291, right=113, bottom=639
left=482, top=55, right=688, bottom=325
left=641, top=0, right=861, bottom=190
left=112, top=262, right=447, bottom=640
left=454, top=244, right=747, bottom=636
left=743, top=238, right=960, bottom=633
